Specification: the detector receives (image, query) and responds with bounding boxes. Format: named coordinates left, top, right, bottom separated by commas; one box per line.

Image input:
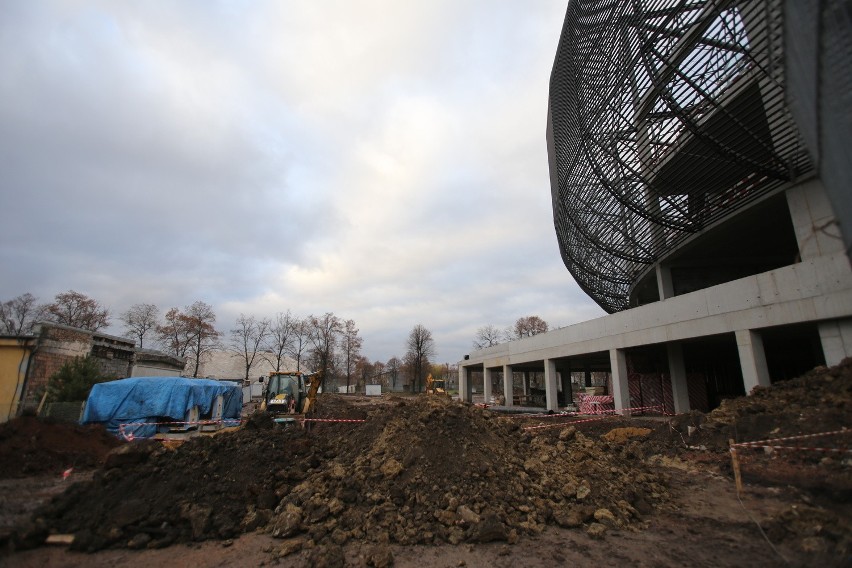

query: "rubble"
left=2, top=359, right=850, bottom=563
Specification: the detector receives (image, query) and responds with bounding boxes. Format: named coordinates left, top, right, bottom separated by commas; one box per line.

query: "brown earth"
left=1, top=359, right=851, bottom=567
left=0, top=415, right=122, bottom=479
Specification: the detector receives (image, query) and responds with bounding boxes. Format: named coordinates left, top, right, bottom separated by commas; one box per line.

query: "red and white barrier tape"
left=301, top=418, right=366, bottom=423
left=522, top=404, right=671, bottom=431
left=733, top=428, right=849, bottom=448
left=738, top=444, right=852, bottom=454
left=512, top=411, right=580, bottom=419
left=731, top=428, right=850, bottom=454
left=523, top=414, right=616, bottom=431
left=512, top=405, right=669, bottom=419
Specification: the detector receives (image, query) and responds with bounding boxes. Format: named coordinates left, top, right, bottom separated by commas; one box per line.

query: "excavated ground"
left=1, top=359, right=850, bottom=567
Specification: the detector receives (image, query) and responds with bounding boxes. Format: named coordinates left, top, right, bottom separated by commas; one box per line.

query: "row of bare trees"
left=3, top=290, right=444, bottom=392
left=472, top=315, right=550, bottom=349
left=226, top=311, right=360, bottom=390
left=227, top=314, right=441, bottom=393
left=1, top=291, right=110, bottom=335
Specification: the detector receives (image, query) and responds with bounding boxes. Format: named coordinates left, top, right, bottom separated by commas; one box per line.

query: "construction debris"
left=0, top=359, right=849, bottom=564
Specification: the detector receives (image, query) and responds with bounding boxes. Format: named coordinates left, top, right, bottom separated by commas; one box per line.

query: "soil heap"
left=7, top=360, right=852, bottom=562
left=0, top=415, right=122, bottom=479
left=649, top=358, right=852, bottom=458
left=26, top=396, right=668, bottom=553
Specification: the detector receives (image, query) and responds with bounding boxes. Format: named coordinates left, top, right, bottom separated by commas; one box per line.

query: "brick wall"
left=22, top=325, right=91, bottom=408
left=21, top=323, right=136, bottom=408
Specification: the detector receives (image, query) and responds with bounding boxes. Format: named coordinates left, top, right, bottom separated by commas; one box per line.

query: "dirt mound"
left=0, top=416, right=123, bottom=479
left=601, top=427, right=652, bottom=444
left=17, top=362, right=850, bottom=558
left=650, top=359, right=852, bottom=453
left=24, top=396, right=668, bottom=553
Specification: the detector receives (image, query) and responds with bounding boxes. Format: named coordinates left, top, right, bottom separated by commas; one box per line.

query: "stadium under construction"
left=459, top=0, right=852, bottom=414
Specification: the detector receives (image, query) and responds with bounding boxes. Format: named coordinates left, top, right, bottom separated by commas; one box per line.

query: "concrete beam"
left=736, top=329, right=771, bottom=393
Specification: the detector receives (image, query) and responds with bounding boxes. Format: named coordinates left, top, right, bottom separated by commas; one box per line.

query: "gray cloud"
left=0, top=0, right=603, bottom=364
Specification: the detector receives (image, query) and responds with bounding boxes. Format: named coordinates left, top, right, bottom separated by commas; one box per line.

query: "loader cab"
left=263, top=372, right=306, bottom=416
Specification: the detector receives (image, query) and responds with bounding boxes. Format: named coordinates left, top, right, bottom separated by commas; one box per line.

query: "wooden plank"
left=45, top=534, right=75, bottom=545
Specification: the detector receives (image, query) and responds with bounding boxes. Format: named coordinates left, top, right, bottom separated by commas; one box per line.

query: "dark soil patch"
left=0, top=416, right=122, bottom=479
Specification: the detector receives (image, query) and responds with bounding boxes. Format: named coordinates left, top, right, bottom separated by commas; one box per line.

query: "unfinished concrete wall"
left=23, top=324, right=91, bottom=408
left=131, top=350, right=186, bottom=377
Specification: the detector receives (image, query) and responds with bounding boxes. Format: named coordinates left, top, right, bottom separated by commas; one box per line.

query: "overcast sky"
left=0, top=0, right=605, bottom=364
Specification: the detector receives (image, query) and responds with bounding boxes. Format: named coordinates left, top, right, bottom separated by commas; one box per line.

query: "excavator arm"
left=301, top=371, right=323, bottom=415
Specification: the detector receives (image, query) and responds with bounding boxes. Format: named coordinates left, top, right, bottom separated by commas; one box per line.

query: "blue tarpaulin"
left=81, top=377, right=243, bottom=438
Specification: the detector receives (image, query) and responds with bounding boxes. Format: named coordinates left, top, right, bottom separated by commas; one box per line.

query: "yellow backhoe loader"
left=424, top=373, right=450, bottom=397
left=259, top=370, right=323, bottom=424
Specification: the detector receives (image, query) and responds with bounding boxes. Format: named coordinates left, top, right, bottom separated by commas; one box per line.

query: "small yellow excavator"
left=259, top=370, right=323, bottom=424
left=424, top=373, right=450, bottom=397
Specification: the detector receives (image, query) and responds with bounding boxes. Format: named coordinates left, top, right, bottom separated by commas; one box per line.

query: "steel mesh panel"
left=548, top=0, right=813, bottom=312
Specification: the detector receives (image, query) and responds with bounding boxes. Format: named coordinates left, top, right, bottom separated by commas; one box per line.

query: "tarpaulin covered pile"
left=81, top=377, right=242, bottom=438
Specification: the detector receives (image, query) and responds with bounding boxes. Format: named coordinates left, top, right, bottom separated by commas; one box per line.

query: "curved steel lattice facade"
left=547, top=0, right=813, bottom=313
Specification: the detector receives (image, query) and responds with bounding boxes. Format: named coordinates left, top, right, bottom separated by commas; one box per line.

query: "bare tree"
left=156, top=302, right=221, bottom=376
left=265, top=311, right=295, bottom=372
left=230, top=314, right=271, bottom=382
left=307, top=312, right=342, bottom=391
left=355, top=356, right=372, bottom=392
left=289, top=317, right=311, bottom=371
left=42, top=290, right=110, bottom=331
left=370, top=360, right=387, bottom=387
left=0, top=293, right=41, bottom=335
left=156, top=307, right=194, bottom=358
left=341, top=319, right=363, bottom=393
left=406, top=324, right=435, bottom=393
left=512, top=315, right=549, bottom=339
left=473, top=324, right=504, bottom=350
left=185, top=301, right=222, bottom=378
left=386, top=357, right=401, bottom=390
left=120, top=303, right=160, bottom=348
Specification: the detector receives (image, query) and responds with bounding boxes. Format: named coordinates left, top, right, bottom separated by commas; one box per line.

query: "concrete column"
left=560, top=367, right=572, bottom=407
left=786, top=180, right=843, bottom=260
left=483, top=367, right=493, bottom=405
left=459, top=366, right=471, bottom=402
left=656, top=263, right=674, bottom=300
left=544, top=359, right=559, bottom=412
left=609, top=348, right=631, bottom=415
left=503, top=365, right=513, bottom=407
left=819, top=319, right=852, bottom=366
left=736, top=329, right=771, bottom=393
left=666, top=343, right=690, bottom=413
left=523, top=371, right=530, bottom=396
